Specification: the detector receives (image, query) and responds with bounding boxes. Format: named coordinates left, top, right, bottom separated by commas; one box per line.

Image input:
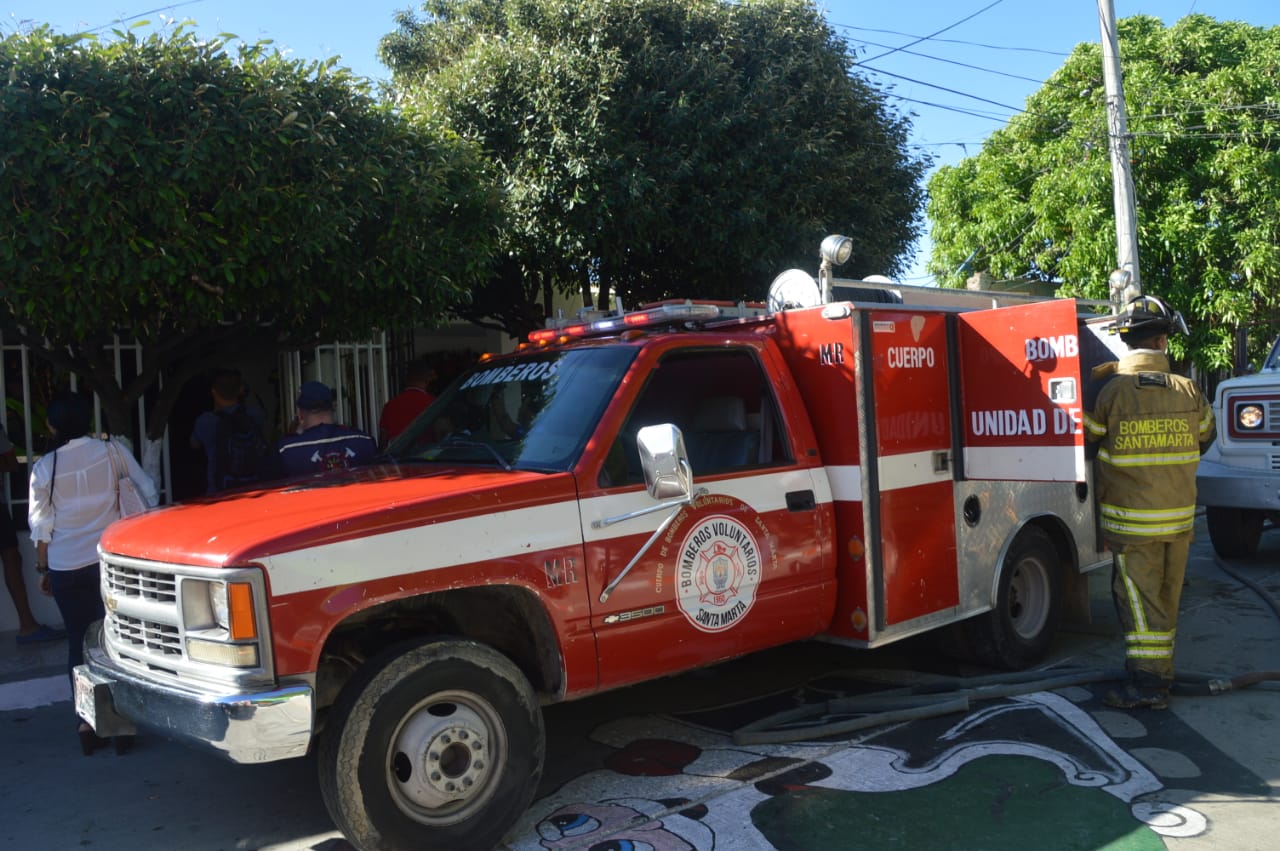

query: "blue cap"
left=296, top=381, right=334, bottom=411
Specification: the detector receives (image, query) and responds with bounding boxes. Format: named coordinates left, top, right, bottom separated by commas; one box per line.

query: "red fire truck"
left=74, top=244, right=1114, bottom=851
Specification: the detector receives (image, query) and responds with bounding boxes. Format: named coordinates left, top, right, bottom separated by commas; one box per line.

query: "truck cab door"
left=578, top=343, right=834, bottom=693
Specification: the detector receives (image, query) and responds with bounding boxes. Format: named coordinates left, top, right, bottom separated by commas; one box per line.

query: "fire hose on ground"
left=733, top=555, right=1280, bottom=746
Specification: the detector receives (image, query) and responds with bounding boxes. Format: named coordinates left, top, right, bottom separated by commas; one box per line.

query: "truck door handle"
left=786, top=490, right=815, bottom=511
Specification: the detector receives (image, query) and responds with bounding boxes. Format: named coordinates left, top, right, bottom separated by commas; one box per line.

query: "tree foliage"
left=0, top=25, right=500, bottom=438
left=927, top=15, right=1280, bottom=370
left=381, top=0, right=929, bottom=334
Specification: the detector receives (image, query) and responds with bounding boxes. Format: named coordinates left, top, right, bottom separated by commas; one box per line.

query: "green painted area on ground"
left=752, top=755, right=1163, bottom=850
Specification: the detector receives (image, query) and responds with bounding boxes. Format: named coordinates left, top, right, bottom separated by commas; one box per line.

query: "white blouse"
left=28, top=436, right=159, bottom=571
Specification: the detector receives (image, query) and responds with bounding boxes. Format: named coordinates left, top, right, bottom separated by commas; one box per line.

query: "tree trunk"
left=595, top=259, right=611, bottom=312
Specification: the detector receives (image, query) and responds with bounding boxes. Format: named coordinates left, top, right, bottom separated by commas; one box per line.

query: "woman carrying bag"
left=28, top=390, right=159, bottom=755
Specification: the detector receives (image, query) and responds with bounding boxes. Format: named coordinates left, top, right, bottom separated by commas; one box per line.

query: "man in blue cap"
left=274, top=381, right=377, bottom=477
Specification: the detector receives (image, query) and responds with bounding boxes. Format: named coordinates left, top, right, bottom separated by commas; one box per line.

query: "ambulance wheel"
left=1205, top=506, right=1263, bottom=558
left=966, top=527, right=1062, bottom=670
left=317, top=639, right=545, bottom=851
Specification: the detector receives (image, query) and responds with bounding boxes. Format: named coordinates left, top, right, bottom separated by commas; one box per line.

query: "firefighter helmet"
left=1116, top=294, right=1188, bottom=340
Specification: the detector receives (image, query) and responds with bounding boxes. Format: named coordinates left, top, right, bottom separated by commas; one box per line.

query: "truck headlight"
left=181, top=578, right=261, bottom=667
left=183, top=579, right=259, bottom=639
left=1236, top=403, right=1264, bottom=430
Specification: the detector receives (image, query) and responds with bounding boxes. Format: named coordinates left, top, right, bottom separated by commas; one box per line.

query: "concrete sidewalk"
left=0, top=607, right=68, bottom=714
left=0, top=617, right=65, bottom=685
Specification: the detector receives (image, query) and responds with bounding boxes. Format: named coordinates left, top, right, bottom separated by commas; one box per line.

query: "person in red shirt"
left=379, top=360, right=437, bottom=447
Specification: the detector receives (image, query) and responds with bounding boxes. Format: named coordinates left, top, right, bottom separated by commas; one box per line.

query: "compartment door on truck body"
left=859, top=307, right=960, bottom=634
left=578, top=340, right=835, bottom=693
left=950, top=299, right=1095, bottom=621
left=773, top=305, right=959, bottom=642
left=956, top=299, right=1087, bottom=483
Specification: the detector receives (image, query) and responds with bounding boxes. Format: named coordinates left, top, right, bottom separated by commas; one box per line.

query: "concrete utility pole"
left=1098, top=0, right=1141, bottom=308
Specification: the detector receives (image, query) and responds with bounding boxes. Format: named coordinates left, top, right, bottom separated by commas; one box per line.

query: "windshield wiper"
left=436, top=437, right=513, bottom=471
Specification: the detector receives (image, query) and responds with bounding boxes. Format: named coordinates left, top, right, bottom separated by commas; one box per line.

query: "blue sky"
left=5, top=1, right=1278, bottom=282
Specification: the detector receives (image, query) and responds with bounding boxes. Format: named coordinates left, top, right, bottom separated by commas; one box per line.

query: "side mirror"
left=637, top=424, right=691, bottom=500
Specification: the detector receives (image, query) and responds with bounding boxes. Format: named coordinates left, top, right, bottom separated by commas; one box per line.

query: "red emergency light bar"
left=527, top=302, right=725, bottom=343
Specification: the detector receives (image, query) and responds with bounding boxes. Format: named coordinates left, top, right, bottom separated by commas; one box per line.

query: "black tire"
left=1205, top=506, right=1264, bottom=558
left=317, top=639, right=544, bottom=851
left=964, top=527, right=1063, bottom=670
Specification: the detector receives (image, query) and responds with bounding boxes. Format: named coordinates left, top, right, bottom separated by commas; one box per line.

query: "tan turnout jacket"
left=1083, top=350, right=1215, bottom=543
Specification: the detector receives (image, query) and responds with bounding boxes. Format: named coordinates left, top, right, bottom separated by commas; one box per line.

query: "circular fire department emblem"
left=676, top=514, right=760, bottom=633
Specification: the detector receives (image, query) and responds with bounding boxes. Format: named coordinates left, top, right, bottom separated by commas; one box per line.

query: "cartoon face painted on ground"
left=536, top=799, right=712, bottom=851
left=505, top=683, right=1254, bottom=850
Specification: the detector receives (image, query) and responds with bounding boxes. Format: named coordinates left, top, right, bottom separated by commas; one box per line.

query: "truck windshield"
left=1265, top=335, right=1280, bottom=371
left=386, top=346, right=637, bottom=472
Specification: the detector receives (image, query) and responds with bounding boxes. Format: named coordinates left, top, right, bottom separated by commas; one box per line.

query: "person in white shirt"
left=28, top=390, right=158, bottom=755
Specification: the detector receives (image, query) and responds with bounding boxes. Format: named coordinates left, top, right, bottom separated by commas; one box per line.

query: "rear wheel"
left=965, top=527, right=1063, bottom=670
left=318, top=639, right=544, bottom=851
left=1205, top=506, right=1264, bottom=558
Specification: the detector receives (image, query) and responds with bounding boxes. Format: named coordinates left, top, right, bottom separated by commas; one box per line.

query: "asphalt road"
left=2, top=515, right=1276, bottom=850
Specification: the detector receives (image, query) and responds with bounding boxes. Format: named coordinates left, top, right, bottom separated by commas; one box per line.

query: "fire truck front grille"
left=101, top=560, right=183, bottom=660
left=103, top=561, right=178, bottom=604
left=1253, top=399, right=1280, bottom=437
left=1270, top=453, right=1280, bottom=472
left=109, top=612, right=183, bottom=657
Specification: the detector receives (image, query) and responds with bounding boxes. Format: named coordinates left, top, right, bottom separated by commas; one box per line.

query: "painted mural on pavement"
left=503, top=682, right=1272, bottom=850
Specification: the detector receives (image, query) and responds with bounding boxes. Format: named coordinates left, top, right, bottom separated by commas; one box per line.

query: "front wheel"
left=964, top=527, right=1063, bottom=670
left=318, top=639, right=545, bottom=851
left=1205, top=506, right=1264, bottom=558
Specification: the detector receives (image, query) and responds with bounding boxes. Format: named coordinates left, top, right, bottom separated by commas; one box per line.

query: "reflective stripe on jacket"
left=1083, top=349, right=1214, bottom=543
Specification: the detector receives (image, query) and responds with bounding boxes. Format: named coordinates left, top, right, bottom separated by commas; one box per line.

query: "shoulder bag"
left=106, top=439, right=147, bottom=518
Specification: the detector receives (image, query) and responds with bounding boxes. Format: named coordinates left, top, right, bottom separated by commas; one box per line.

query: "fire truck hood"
left=98, top=464, right=567, bottom=568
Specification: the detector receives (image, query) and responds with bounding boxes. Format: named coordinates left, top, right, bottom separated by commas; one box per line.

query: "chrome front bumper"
left=73, top=621, right=314, bottom=764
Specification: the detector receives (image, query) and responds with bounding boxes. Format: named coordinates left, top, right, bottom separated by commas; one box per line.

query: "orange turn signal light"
left=228, top=583, right=257, bottom=641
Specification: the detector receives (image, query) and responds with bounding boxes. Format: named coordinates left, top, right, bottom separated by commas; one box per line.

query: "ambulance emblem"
left=676, top=514, right=760, bottom=633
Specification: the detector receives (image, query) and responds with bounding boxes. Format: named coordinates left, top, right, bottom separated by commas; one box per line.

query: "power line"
left=864, top=66, right=1026, bottom=113
left=39, top=1, right=209, bottom=35
left=850, top=37, right=1051, bottom=86
left=857, top=0, right=1007, bottom=65
left=1130, top=130, right=1280, bottom=140
left=831, top=21, right=1070, bottom=59
left=883, top=93, right=1015, bottom=123
left=906, top=138, right=994, bottom=150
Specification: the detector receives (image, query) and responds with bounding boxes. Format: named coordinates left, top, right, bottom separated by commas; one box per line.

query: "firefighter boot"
left=1103, top=683, right=1169, bottom=710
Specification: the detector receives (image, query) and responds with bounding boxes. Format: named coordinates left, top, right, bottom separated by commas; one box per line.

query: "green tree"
left=381, top=0, right=929, bottom=335
left=927, top=15, right=1280, bottom=370
left=0, top=25, right=500, bottom=440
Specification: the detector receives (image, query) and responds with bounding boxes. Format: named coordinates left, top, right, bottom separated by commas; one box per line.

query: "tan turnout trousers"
left=1110, top=536, right=1192, bottom=688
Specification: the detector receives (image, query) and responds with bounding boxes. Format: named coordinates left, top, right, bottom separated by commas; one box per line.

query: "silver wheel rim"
left=1007, top=556, right=1051, bottom=641
left=386, top=689, right=507, bottom=825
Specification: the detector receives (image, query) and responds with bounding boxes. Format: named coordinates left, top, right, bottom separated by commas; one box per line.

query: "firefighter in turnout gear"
left=1084, top=295, right=1215, bottom=710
